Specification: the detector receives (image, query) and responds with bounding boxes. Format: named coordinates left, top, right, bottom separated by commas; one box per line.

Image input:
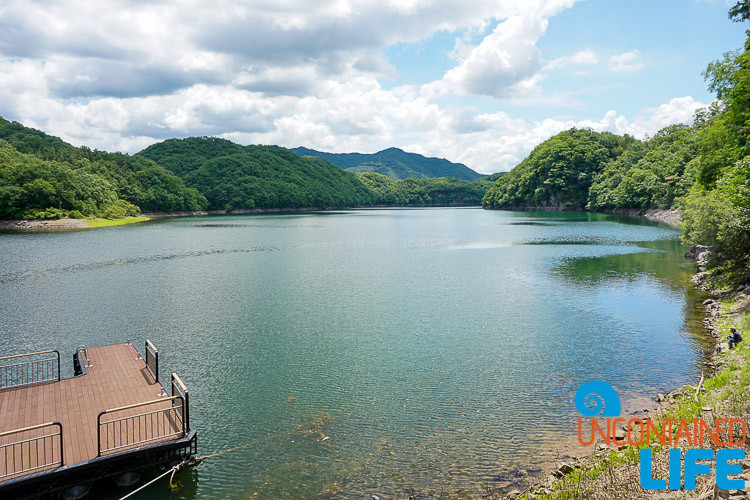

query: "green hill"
left=138, top=138, right=376, bottom=210
left=0, top=117, right=207, bottom=219
left=292, top=146, right=483, bottom=181
left=482, top=129, right=636, bottom=210
left=482, top=125, right=705, bottom=212
left=356, top=172, right=491, bottom=205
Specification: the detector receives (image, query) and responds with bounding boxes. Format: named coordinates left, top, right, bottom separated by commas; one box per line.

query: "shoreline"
left=0, top=205, right=680, bottom=232
left=484, top=206, right=682, bottom=228
left=0, top=216, right=150, bottom=231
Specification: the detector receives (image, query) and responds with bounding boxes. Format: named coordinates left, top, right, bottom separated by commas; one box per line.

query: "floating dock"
left=0, top=341, right=197, bottom=498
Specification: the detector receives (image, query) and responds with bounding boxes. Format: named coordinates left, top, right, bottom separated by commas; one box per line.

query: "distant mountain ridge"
left=292, top=146, right=482, bottom=181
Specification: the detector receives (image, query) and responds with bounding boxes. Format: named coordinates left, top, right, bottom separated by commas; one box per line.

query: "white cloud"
left=609, top=50, right=644, bottom=72
left=441, top=16, right=548, bottom=98
left=545, top=49, right=599, bottom=70
left=0, top=1, right=706, bottom=177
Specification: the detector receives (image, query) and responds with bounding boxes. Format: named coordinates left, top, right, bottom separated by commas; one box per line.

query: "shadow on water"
left=553, top=239, right=695, bottom=290
left=553, top=237, right=714, bottom=350
left=509, top=210, right=674, bottom=229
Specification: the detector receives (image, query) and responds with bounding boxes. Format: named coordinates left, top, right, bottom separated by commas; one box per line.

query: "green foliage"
left=700, top=28, right=750, bottom=186
left=483, top=129, right=635, bottom=209
left=680, top=5, right=750, bottom=267
left=99, top=199, right=141, bottom=219
left=729, top=1, right=750, bottom=23
left=293, top=146, right=483, bottom=181
left=588, top=124, right=700, bottom=209
left=356, top=172, right=489, bottom=205
left=0, top=117, right=207, bottom=217
left=680, top=161, right=750, bottom=265
left=482, top=172, right=506, bottom=183
left=140, top=138, right=377, bottom=210
left=0, top=139, right=122, bottom=218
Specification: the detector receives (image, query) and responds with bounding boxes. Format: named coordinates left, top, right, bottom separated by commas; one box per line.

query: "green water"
left=0, top=208, right=711, bottom=498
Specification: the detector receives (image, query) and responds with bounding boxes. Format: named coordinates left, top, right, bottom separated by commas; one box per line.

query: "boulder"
left=685, top=245, right=710, bottom=263
left=558, top=462, right=574, bottom=474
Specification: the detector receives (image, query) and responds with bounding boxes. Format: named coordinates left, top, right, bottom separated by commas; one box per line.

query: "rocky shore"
left=487, top=206, right=682, bottom=228
left=605, top=207, right=682, bottom=228
left=0, top=218, right=90, bottom=230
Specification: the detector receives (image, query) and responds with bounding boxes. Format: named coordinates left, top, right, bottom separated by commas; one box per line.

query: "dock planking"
left=0, top=343, right=181, bottom=480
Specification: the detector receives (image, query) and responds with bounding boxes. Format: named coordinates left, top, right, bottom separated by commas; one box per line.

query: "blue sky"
left=0, top=0, right=746, bottom=173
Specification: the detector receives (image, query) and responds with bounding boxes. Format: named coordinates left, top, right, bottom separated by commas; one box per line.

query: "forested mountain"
left=0, top=118, right=206, bottom=219
left=138, top=138, right=376, bottom=210
left=292, top=146, right=483, bottom=181
left=356, top=172, right=490, bottom=205
left=0, top=126, right=495, bottom=220
left=482, top=129, right=636, bottom=209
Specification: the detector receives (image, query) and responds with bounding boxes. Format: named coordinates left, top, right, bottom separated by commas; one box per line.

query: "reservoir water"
left=0, top=208, right=710, bottom=498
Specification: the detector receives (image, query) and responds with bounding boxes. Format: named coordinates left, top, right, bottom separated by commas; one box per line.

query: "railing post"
left=56, top=421, right=64, bottom=466
left=171, top=373, right=189, bottom=434
left=97, top=411, right=105, bottom=457
left=55, top=350, right=60, bottom=381
left=145, top=340, right=159, bottom=383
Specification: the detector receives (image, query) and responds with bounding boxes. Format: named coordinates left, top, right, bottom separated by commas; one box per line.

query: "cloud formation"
left=0, top=0, right=704, bottom=174
left=609, top=50, right=644, bottom=72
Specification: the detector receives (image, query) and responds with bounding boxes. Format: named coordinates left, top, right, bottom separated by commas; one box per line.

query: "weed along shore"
left=0, top=216, right=149, bottom=230
left=506, top=246, right=750, bottom=500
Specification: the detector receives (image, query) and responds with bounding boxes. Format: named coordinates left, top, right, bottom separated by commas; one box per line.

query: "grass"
left=85, top=216, right=150, bottom=228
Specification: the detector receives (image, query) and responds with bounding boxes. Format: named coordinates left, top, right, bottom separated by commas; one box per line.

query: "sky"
left=0, top=0, right=747, bottom=174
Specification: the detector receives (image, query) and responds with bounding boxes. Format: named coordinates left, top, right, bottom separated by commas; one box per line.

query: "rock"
left=615, top=427, right=627, bottom=440
left=596, top=442, right=609, bottom=451
left=704, top=298, right=716, bottom=306
left=507, top=489, right=521, bottom=498
left=717, top=343, right=731, bottom=353
left=655, top=393, right=665, bottom=402
left=685, top=245, right=710, bottom=260
left=558, top=463, right=574, bottom=474
left=702, top=406, right=713, bottom=412
left=692, top=272, right=710, bottom=287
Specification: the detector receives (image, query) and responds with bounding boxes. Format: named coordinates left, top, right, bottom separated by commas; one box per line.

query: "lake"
left=0, top=208, right=711, bottom=498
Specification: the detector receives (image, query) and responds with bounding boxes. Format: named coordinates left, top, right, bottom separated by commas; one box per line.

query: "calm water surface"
left=0, top=208, right=711, bottom=498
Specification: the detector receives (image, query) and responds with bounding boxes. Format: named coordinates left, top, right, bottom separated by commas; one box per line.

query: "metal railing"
left=97, top=396, right=185, bottom=456
left=0, top=422, right=63, bottom=479
left=0, top=351, right=60, bottom=389
left=171, top=373, right=189, bottom=430
left=145, top=340, right=159, bottom=383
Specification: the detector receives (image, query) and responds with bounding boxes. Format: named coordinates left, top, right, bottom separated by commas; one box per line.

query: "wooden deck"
left=0, top=343, right=183, bottom=481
